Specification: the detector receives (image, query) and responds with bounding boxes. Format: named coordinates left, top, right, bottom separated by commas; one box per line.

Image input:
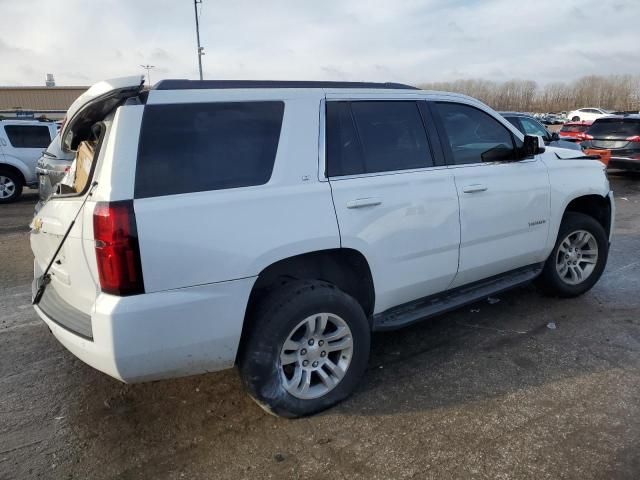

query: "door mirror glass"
left=522, top=135, right=546, bottom=157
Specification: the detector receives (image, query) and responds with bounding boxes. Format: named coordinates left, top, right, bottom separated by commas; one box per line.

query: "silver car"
left=35, top=133, right=74, bottom=205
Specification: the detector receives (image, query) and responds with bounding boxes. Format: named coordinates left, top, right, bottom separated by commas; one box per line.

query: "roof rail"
left=152, top=80, right=419, bottom=91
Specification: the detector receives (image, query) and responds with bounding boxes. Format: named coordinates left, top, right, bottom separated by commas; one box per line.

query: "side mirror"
left=522, top=135, right=546, bottom=157
left=551, top=132, right=560, bottom=141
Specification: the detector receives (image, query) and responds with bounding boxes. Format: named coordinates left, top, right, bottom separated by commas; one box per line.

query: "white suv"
left=31, top=76, right=614, bottom=417
left=0, top=119, right=57, bottom=202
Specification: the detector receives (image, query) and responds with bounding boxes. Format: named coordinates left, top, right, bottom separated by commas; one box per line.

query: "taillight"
left=626, top=135, right=640, bottom=142
left=582, top=134, right=593, bottom=141
left=93, top=201, right=144, bottom=295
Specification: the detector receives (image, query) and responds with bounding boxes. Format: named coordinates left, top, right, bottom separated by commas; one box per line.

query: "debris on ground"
left=547, top=322, right=557, bottom=330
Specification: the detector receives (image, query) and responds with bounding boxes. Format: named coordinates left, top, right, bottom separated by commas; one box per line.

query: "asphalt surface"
left=1, top=176, right=639, bottom=480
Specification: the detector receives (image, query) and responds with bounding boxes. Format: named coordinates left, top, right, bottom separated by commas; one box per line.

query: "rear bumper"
left=33, top=277, right=256, bottom=383
left=608, top=157, right=640, bottom=171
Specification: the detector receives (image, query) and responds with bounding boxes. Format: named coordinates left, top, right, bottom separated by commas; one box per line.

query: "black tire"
left=0, top=168, right=23, bottom=204
left=238, top=280, right=370, bottom=418
left=571, top=116, right=580, bottom=122
left=536, top=212, right=608, bottom=297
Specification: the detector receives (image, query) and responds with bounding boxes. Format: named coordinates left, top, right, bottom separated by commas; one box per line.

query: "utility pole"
left=140, top=64, right=155, bottom=85
left=194, top=0, right=204, bottom=80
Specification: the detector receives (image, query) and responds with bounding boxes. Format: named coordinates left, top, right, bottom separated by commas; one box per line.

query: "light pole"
left=194, top=0, right=204, bottom=80
left=140, top=64, right=155, bottom=86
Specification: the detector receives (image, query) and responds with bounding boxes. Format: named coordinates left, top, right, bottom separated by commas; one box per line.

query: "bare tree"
left=419, top=75, right=640, bottom=113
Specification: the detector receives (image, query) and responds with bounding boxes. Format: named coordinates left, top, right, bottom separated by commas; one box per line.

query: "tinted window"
left=504, top=116, right=524, bottom=134
left=435, top=102, right=514, bottom=164
left=588, top=118, right=640, bottom=137
left=326, top=102, right=365, bottom=176
left=135, top=102, right=284, bottom=198
left=519, top=117, right=548, bottom=137
left=326, top=101, right=432, bottom=176
left=3, top=125, right=51, bottom=148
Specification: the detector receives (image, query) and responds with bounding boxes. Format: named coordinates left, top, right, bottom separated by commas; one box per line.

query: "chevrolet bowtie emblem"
left=32, top=217, right=43, bottom=233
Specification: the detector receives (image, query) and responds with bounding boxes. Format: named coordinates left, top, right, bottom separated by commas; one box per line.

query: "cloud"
left=0, top=0, right=638, bottom=86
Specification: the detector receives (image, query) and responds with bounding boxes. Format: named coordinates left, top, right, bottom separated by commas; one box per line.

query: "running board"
left=372, top=263, right=544, bottom=331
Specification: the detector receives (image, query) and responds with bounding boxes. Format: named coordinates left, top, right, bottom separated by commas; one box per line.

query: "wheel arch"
left=237, top=248, right=376, bottom=362
left=0, top=161, right=28, bottom=185
left=563, top=193, right=612, bottom=238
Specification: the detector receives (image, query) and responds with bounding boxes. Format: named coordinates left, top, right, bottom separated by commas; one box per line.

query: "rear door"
left=430, top=100, right=550, bottom=288
left=326, top=98, right=460, bottom=314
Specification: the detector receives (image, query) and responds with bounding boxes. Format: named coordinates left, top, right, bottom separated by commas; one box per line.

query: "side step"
left=372, top=263, right=544, bottom=331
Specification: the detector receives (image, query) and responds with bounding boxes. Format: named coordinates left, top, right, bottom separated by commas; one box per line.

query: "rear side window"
left=326, top=101, right=433, bottom=176
left=135, top=102, right=284, bottom=198
left=588, top=119, right=640, bottom=137
left=435, top=102, right=514, bottom=165
left=3, top=125, right=51, bottom=148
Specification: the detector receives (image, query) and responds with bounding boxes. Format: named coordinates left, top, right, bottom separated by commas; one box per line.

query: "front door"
left=430, top=101, right=551, bottom=288
left=326, top=99, right=460, bottom=314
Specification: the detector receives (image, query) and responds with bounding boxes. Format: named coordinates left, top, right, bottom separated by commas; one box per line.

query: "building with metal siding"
left=0, top=86, right=87, bottom=120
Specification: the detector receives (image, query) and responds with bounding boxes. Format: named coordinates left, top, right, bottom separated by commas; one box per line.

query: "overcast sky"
left=1, top=0, right=639, bottom=87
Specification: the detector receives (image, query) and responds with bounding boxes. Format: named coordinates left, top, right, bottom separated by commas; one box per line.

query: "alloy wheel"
left=0, top=175, right=16, bottom=199
left=555, top=229, right=599, bottom=285
left=279, top=313, right=353, bottom=400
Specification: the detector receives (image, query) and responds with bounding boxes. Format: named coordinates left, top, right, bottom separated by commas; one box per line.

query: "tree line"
left=419, top=75, right=640, bottom=113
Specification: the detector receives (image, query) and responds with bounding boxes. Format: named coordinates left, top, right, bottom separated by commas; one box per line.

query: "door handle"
left=346, top=197, right=382, bottom=209
left=462, top=184, right=488, bottom=194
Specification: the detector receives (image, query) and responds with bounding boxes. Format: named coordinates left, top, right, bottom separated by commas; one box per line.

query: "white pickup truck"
left=31, top=77, right=614, bottom=417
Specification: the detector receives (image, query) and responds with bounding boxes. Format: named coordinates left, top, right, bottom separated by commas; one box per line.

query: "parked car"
left=35, top=132, right=75, bottom=207
left=540, top=113, right=565, bottom=125
left=581, top=115, right=640, bottom=171
left=559, top=121, right=593, bottom=142
left=501, top=112, right=581, bottom=150
left=567, top=108, right=611, bottom=122
left=0, top=119, right=57, bottom=202
left=31, top=76, right=614, bottom=417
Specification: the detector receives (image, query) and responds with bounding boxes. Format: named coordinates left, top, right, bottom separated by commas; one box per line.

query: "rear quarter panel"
left=134, top=91, right=341, bottom=292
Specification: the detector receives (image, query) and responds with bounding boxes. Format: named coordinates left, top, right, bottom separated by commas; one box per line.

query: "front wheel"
left=536, top=212, right=608, bottom=297
left=238, top=280, right=370, bottom=418
left=571, top=116, right=580, bottom=122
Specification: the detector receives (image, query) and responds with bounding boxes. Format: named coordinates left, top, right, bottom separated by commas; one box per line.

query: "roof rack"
left=152, top=80, right=419, bottom=91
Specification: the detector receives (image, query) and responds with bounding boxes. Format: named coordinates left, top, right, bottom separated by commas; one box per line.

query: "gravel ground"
left=1, top=175, right=639, bottom=480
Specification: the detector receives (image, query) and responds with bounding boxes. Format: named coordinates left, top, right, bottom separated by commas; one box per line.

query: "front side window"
left=135, top=101, right=284, bottom=198
left=435, top=102, right=515, bottom=165
left=326, top=101, right=433, bottom=176
left=519, top=117, right=548, bottom=138
left=3, top=125, right=52, bottom=148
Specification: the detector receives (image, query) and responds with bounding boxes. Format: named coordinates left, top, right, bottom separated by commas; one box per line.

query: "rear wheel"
left=536, top=212, right=608, bottom=297
left=571, top=116, right=580, bottom=122
left=238, top=280, right=370, bottom=418
left=0, top=169, right=23, bottom=203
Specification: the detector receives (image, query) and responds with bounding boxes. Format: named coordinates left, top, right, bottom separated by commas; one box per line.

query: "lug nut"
left=300, top=348, right=307, bottom=355
left=320, top=351, right=326, bottom=357
left=312, top=361, right=319, bottom=368
left=318, top=340, right=324, bottom=346
left=308, top=339, right=314, bottom=346
left=565, top=255, right=569, bottom=259
left=302, top=360, right=309, bottom=367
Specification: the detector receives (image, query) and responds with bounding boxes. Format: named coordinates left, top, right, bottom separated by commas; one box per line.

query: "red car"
left=559, top=121, right=593, bottom=142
